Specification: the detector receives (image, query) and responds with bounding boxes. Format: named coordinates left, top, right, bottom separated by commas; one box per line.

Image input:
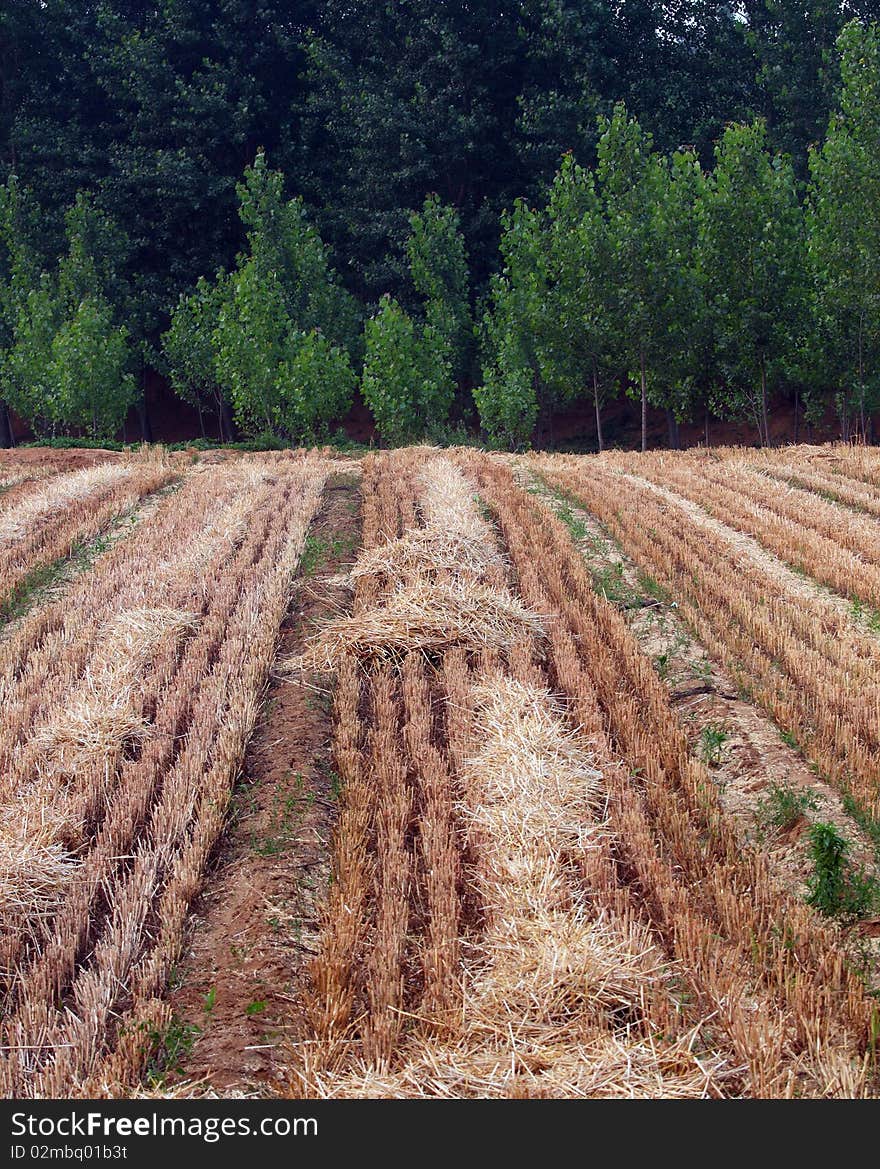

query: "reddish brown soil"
left=0, top=447, right=121, bottom=469
left=534, top=393, right=849, bottom=453
left=6, top=364, right=853, bottom=452
left=164, top=471, right=361, bottom=1094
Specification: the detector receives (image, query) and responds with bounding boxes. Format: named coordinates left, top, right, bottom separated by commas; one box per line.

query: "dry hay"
left=32, top=607, right=198, bottom=778
left=339, top=456, right=504, bottom=587
left=293, top=579, right=545, bottom=669
left=0, top=607, right=198, bottom=960
left=152, top=466, right=273, bottom=583
left=462, top=676, right=601, bottom=860
left=289, top=456, right=538, bottom=669
left=0, top=463, right=134, bottom=544
left=300, top=674, right=716, bottom=1098
left=0, top=805, right=77, bottom=958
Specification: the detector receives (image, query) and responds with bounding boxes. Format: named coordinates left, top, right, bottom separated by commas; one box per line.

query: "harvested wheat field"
left=2, top=442, right=880, bottom=1101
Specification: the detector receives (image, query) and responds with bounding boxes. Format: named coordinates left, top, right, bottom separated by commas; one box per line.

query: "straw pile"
left=0, top=806, right=77, bottom=967
left=345, top=459, right=505, bottom=586
left=299, top=579, right=544, bottom=668
left=32, top=607, right=198, bottom=783
left=0, top=606, right=198, bottom=972
left=300, top=673, right=717, bottom=1098
left=290, top=455, right=541, bottom=670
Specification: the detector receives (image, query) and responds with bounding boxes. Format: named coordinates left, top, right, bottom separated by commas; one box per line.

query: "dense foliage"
left=3, top=7, right=880, bottom=446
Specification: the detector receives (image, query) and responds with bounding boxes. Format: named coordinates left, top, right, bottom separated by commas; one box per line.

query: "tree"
left=538, top=154, right=620, bottom=451
left=48, top=297, right=135, bottom=437
left=179, top=152, right=361, bottom=443
left=2, top=188, right=136, bottom=438
left=742, top=0, right=879, bottom=169
left=214, top=260, right=354, bottom=442
left=237, top=151, right=360, bottom=356
left=406, top=193, right=473, bottom=390
left=596, top=104, right=668, bottom=452
left=3, top=274, right=59, bottom=432
left=0, top=173, right=42, bottom=444
left=162, top=274, right=235, bottom=440
left=807, top=19, right=880, bottom=441
left=361, top=295, right=452, bottom=446
left=476, top=199, right=548, bottom=447
left=277, top=329, right=355, bottom=442
left=473, top=321, right=539, bottom=449
left=702, top=120, right=806, bottom=446
left=647, top=147, right=708, bottom=448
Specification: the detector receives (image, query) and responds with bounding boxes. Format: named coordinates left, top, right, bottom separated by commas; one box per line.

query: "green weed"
left=144, top=1017, right=201, bottom=1086
left=805, top=822, right=879, bottom=920
left=756, top=782, right=817, bottom=832
left=698, top=723, right=728, bottom=767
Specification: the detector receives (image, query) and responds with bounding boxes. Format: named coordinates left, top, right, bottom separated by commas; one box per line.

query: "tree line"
left=1, top=13, right=879, bottom=448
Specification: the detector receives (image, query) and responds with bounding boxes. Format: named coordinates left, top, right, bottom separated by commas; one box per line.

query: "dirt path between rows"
left=163, top=469, right=361, bottom=1095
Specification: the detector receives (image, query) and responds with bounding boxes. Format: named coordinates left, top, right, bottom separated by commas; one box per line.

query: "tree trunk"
left=858, top=318, right=866, bottom=441
left=220, top=399, right=235, bottom=444
left=0, top=401, right=13, bottom=449
left=640, top=349, right=647, bottom=453
left=196, top=401, right=206, bottom=439
left=136, top=395, right=153, bottom=443
left=592, top=365, right=604, bottom=453
left=759, top=361, right=769, bottom=447
left=793, top=388, right=800, bottom=444
left=665, top=408, right=680, bottom=450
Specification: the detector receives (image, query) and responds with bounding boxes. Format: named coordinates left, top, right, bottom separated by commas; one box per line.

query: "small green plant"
left=245, top=999, right=267, bottom=1017
left=690, top=657, right=713, bottom=685
left=654, top=651, right=671, bottom=681
left=757, top=781, right=817, bottom=832
left=805, top=821, right=879, bottom=920
left=638, top=572, right=669, bottom=602
left=144, top=1017, right=200, bottom=1086
left=779, top=726, right=799, bottom=749
left=328, top=768, right=344, bottom=802
left=591, top=560, right=632, bottom=605
left=698, top=723, right=728, bottom=767
left=299, top=534, right=328, bottom=578
left=250, top=773, right=311, bottom=855
left=852, top=597, right=880, bottom=633
left=203, top=986, right=217, bottom=1013
left=556, top=500, right=588, bottom=542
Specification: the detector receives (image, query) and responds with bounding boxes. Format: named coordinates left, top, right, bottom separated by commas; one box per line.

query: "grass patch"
left=638, top=572, right=670, bottom=603
left=299, top=531, right=358, bottom=579
left=851, top=597, right=880, bottom=633
left=841, top=790, right=880, bottom=861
